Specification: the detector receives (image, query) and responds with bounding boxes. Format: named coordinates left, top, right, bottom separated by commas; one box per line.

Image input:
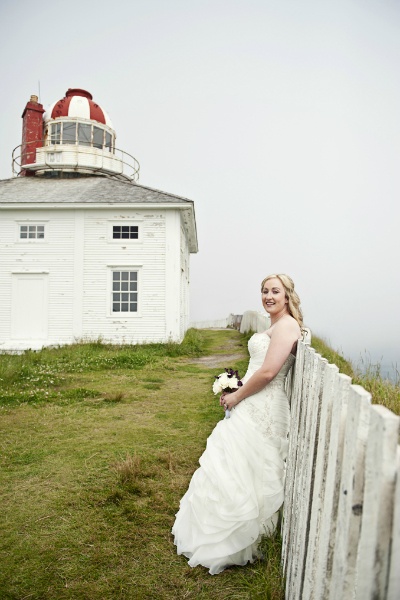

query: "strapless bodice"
left=246, top=332, right=295, bottom=384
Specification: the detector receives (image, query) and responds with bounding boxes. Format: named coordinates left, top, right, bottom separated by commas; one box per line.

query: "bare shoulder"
left=272, top=315, right=301, bottom=339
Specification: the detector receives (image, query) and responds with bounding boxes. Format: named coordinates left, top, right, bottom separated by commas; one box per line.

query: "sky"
left=0, top=0, right=399, bottom=378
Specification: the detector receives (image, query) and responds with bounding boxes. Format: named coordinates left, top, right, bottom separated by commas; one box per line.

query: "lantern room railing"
left=12, top=139, right=140, bottom=182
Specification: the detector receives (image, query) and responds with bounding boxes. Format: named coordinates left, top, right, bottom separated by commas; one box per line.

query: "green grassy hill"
left=0, top=329, right=283, bottom=600
left=311, top=335, right=400, bottom=415
left=2, top=329, right=396, bottom=599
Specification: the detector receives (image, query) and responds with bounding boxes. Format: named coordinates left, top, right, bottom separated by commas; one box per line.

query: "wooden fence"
left=190, top=313, right=243, bottom=330
left=282, top=341, right=400, bottom=600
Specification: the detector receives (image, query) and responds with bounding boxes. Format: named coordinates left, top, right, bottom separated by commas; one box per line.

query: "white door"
left=11, top=274, right=48, bottom=340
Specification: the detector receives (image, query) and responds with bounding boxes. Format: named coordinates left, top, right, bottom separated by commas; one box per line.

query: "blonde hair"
left=261, top=273, right=304, bottom=328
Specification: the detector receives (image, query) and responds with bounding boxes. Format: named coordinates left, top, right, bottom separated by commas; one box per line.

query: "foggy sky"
left=0, top=0, right=399, bottom=377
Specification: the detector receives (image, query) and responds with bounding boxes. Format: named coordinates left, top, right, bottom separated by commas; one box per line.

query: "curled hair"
left=261, top=274, right=304, bottom=328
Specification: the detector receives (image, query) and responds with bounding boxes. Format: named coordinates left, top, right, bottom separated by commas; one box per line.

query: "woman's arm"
left=221, top=318, right=300, bottom=410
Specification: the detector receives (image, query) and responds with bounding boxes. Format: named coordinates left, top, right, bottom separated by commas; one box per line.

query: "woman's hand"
left=220, top=390, right=241, bottom=412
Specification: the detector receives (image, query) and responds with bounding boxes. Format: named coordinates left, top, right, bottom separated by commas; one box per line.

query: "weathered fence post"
left=355, top=406, right=399, bottom=599
left=282, top=341, right=306, bottom=580
left=283, top=348, right=328, bottom=599
left=387, top=446, right=400, bottom=599
left=329, top=385, right=371, bottom=599
left=300, top=362, right=338, bottom=599
left=283, top=342, right=400, bottom=600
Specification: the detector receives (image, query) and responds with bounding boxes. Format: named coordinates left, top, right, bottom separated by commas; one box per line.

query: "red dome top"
left=44, top=88, right=113, bottom=128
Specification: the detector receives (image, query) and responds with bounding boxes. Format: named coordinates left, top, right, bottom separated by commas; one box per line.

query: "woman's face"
left=261, top=277, right=288, bottom=316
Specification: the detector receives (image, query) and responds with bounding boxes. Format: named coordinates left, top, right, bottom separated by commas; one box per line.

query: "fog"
left=0, top=0, right=399, bottom=378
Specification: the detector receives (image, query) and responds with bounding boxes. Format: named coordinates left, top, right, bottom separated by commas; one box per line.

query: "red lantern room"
left=14, top=88, right=139, bottom=182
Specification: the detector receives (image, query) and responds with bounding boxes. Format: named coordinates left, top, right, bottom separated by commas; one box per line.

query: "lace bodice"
left=236, top=333, right=295, bottom=440
left=246, top=332, right=295, bottom=383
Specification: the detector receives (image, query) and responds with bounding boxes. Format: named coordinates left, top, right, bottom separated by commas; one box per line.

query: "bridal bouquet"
left=213, top=368, right=243, bottom=419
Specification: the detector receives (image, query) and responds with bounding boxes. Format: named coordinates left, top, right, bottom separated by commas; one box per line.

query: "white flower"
left=212, top=379, right=223, bottom=394
left=212, top=370, right=241, bottom=395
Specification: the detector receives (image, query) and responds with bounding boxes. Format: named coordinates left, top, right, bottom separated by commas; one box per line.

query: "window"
left=93, top=126, right=104, bottom=149
left=78, top=123, right=91, bottom=146
left=105, top=131, right=112, bottom=151
left=47, top=121, right=115, bottom=151
left=63, top=122, right=76, bottom=144
left=112, top=225, right=139, bottom=240
left=112, top=271, right=138, bottom=313
left=20, top=225, right=45, bottom=239
left=50, top=123, right=61, bottom=145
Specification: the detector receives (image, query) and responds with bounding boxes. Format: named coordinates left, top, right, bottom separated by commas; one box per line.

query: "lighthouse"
left=0, top=87, right=197, bottom=351
left=15, top=88, right=139, bottom=181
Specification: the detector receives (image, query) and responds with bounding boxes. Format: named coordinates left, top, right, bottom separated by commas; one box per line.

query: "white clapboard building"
left=0, top=88, right=198, bottom=351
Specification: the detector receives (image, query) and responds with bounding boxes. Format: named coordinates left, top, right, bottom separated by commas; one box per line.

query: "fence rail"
left=282, top=341, right=400, bottom=599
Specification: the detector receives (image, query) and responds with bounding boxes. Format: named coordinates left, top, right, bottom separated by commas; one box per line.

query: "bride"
left=172, top=274, right=303, bottom=575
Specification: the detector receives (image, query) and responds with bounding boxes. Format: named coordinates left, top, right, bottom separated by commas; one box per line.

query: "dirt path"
left=186, top=329, right=247, bottom=369
left=187, top=353, right=245, bottom=369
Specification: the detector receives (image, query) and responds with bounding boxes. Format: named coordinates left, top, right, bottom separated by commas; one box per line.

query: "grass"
left=311, top=335, right=400, bottom=415
left=3, top=329, right=395, bottom=599
left=0, top=328, right=285, bottom=600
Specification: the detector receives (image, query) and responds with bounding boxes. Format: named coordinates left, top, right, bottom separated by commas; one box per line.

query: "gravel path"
left=187, top=353, right=245, bottom=369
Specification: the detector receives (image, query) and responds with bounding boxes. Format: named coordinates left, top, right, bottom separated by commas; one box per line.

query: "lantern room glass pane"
left=105, top=132, right=112, bottom=152
left=93, top=127, right=104, bottom=149
left=50, top=123, right=61, bottom=145
left=62, top=122, right=76, bottom=145
left=78, top=123, right=92, bottom=146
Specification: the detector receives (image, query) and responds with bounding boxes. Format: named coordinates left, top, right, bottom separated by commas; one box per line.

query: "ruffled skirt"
left=172, top=381, right=290, bottom=575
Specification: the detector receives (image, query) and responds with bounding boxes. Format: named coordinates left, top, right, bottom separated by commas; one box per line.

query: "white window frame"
left=46, top=120, right=115, bottom=152
left=108, top=220, right=142, bottom=244
left=17, top=221, right=48, bottom=243
left=47, top=152, right=63, bottom=164
left=107, top=265, right=142, bottom=318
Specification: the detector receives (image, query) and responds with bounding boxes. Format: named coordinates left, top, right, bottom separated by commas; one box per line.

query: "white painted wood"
left=312, top=372, right=351, bottom=599
left=83, top=209, right=166, bottom=343
left=179, top=218, right=191, bottom=338
left=282, top=344, right=400, bottom=600
left=0, top=201, right=194, bottom=349
left=72, top=210, right=84, bottom=340
left=301, top=362, right=339, bottom=600
left=240, top=311, right=270, bottom=334
left=329, top=385, right=371, bottom=598
left=387, top=446, right=400, bottom=600
left=287, top=347, right=316, bottom=599
left=293, top=354, right=327, bottom=600
left=190, top=317, right=232, bottom=329
left=282, top=341, right=306, bottom=577
left=355, top=405, right=400, bottom=599
left=11, top=273, right=48, bottom=340
left=329, top=384, right=371, bottom=599
left=165, top=211, right=181, bottom=341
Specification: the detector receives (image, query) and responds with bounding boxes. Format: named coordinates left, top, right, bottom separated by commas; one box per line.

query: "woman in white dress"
left=172, top=274, right=303, bottom=574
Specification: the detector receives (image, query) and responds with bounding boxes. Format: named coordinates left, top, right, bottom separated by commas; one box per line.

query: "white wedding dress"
left=172, top=332, right=295, bottom=574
